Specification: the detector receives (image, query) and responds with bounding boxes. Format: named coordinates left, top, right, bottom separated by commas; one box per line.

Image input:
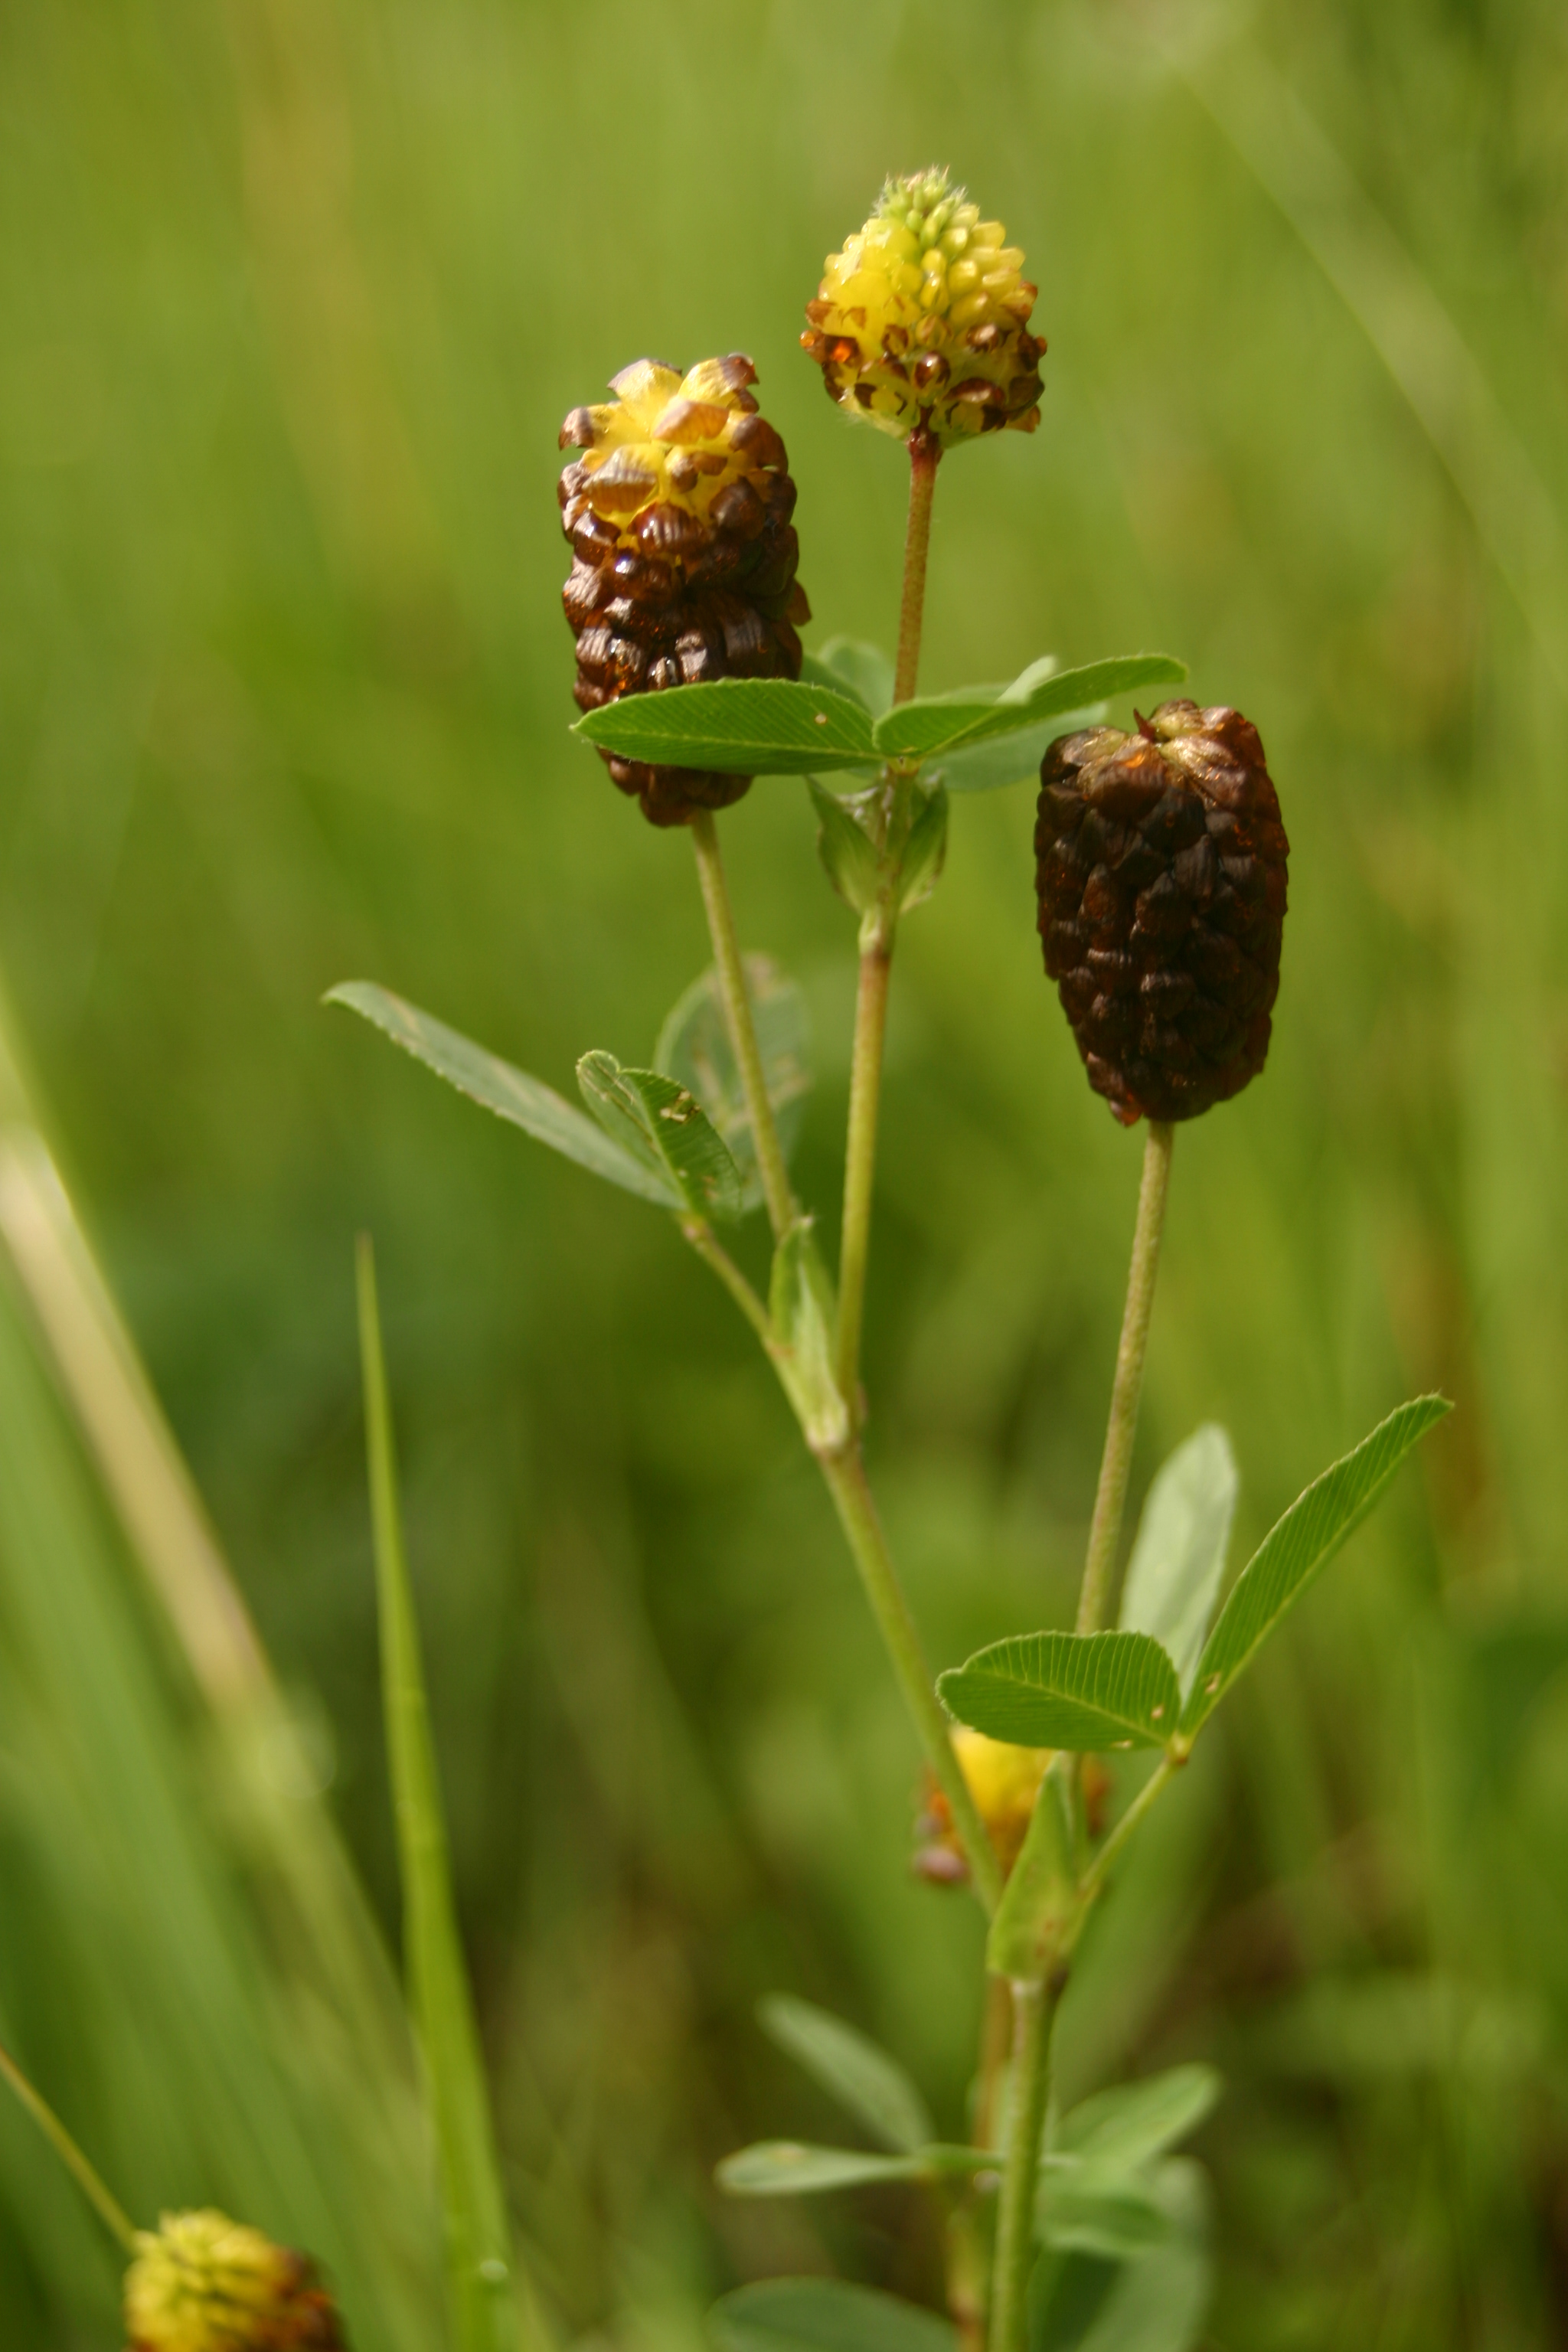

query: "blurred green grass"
left=2, top=0, right=1568, bottom=2343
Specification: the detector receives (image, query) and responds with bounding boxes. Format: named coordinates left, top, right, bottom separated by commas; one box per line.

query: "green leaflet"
left=709, top=2281, right=957, bottom=2352
left=326, top=982, right=676, bottom=1208
left=769, top=1222, right=849, bottom=1452
left=929, top=710, right=1108, bottom=795
left=717, top=2141, right=991, bottom=2195
left=899, top=784, right=949, bottom=911
left=801, top=637, right=896, bottom=718
left=1119, top=1428, right=1238, bottom=1699
left=940, top=1630, right=1182, bottom=1754
left=1029, top=2160, right=1212, bottom=2352
left=871, top=655, right=1187, bottom=764
left=806, top=782, right=947, bottom=917
left=1181, top=1396, right=1452, bottom=1737
left=808, top=779, right=884, bottom=916
left=1057, top=2066, right=1220, bottom=2175
left=577, top=1053, right=746, bottom=1223
left=655, top=956, right=811, bottom=1209
left=572, top=678, right=876, bottom=774
left=986, top=1755, right=1078, bottom=1983
left=1036, top=2173, right=1172, bottom=2259
left=567, top=658, right=1183, bottom=778
left=758, top=1994, right=935, bottom=2154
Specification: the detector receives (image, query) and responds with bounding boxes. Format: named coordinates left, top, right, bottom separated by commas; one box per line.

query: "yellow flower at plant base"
left=914, top=1727, right=1051, bottom=1884
left=124, top=2210, right=346, bottom=2351
left=914, top=1730, right=1114, bottom=1887
left=802, top=168, right=1045, bottom=446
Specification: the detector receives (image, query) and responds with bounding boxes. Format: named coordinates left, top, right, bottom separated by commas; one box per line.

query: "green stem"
left=1077, top=1757, right=1177, bottom=1910
left=835, top=923, right=893, bottom=1409
left=0, top=2042, right=138, bottom=2254
left=1074, top=1121, right=1175, bottom=1635
left=833, top=433, right=939, bottom=1406
left=817, top=1443, right=1003, bottom=1916
left=678, top=1217, right=771, bottom=1343
left=987, top=1978, right=1057, bottom=2352
left=893, top=433, right=940, bottom=706
left=688, top=809, right=795, bottom=1243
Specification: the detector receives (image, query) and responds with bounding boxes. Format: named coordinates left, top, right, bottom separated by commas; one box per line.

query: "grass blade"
left=357, top=1237, right=537, bottom=2352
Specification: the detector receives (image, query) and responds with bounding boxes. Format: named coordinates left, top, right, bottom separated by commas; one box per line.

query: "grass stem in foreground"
left=688, top=812, right=795, bottom=1243
left=358, top=1238, right=534, bottom=2352
left=0, top=2040, right=137, bottom=2254
left=1075, top=1121, right=1175, bottom=1634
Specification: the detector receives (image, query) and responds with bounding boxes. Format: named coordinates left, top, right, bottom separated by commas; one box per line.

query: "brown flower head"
left=1035, top=701, right=1289, bottom=1125
left=559, top=356, right=809, bottom=827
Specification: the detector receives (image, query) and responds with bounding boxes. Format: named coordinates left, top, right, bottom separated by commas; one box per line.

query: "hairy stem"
left=689, top=810, right=795, bottom=1243
left=1075, top=1121, right=1175, bottom=1634
left=817, top=1443, right=1003, bottom=1915
left=0, top=2042, right=138, bottom=2253
left=678, top=1217, right=771, bottom=1343
left=833, top=433, right=939, bottom=1405
left=987, top=1979, right=1057, bottom=2352
left=1077, top=1756, right=1178, bottom=1909
left=835, top=922, right=893, bottom=1409
left=893, top=433, right=940, bottom=705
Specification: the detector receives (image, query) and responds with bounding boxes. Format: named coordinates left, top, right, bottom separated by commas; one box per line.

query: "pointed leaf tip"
left=1181, top=1394, right=1452, bottom=1736
left=327, top=980, right=679, bottom=1209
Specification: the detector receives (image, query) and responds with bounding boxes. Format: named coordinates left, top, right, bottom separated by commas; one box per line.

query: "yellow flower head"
left=123, top=2210, right=345, bottom=2352
left=913, top=1728, right=1051, bottom=1884
left=559, top=354, right=798, bottom=556
left=802, top=168, right=1045, bottom=447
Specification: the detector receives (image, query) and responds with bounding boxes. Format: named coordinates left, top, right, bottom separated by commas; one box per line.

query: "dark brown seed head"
left=559, top=358, right=809, bottom=828
left=1035, top=700, right=1289, bottom=1125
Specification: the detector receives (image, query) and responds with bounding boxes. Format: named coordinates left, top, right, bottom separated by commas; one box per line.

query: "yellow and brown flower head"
left=124, top=2210, right=346, bottom=2352
left=914, top=1727, right=1050, bottom=1885
left=802, top=169, right=1044, bottom=447
left=559, top=355, right=810, bottom=828
left=914, top=1730, right=1112, bottom=1886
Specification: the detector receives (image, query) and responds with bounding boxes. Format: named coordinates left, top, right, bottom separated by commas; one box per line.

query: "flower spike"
left=802, top=168, right=1045, bottom=448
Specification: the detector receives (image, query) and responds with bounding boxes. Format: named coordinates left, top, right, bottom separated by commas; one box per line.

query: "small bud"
left=1035, top=700, right=1289, bottom=1125
left=559, top=357, right=810, bottom=827
left=802, top=169, right=1045, bottom=448
left=124, top=2210, right=347, bottom=2351
left=913, top=1726, right=1052, bottom=1886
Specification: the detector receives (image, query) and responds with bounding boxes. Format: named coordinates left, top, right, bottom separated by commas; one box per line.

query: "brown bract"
left=1035, top=701, right=1289, bottom=1125
left=559, top=355, right=810, bottom=827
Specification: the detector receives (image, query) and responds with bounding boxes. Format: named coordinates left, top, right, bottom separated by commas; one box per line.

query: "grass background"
left=2, top=0, right=1568, bottom=2344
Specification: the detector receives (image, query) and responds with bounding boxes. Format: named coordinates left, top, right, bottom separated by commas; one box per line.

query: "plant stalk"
left=689, top=809, right=795, bottom=1243
left=816, top=1442, right=1003, bottom=1915
left=987, top=1978, right=1057, bottom=2352
left=1077, top=1756, right=1178, bottom=1909
left=1075, top=1121, right=1175, bottom=1634
left=835, top=920, right=893, bottom=1408
left=893, top=433, right=940, bottom=706
left=0, top=2041, right=138, bottom=2254
left=678, top=1217, right=771, bottom=1342
left=834, top=432, right=940, bottom=1404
